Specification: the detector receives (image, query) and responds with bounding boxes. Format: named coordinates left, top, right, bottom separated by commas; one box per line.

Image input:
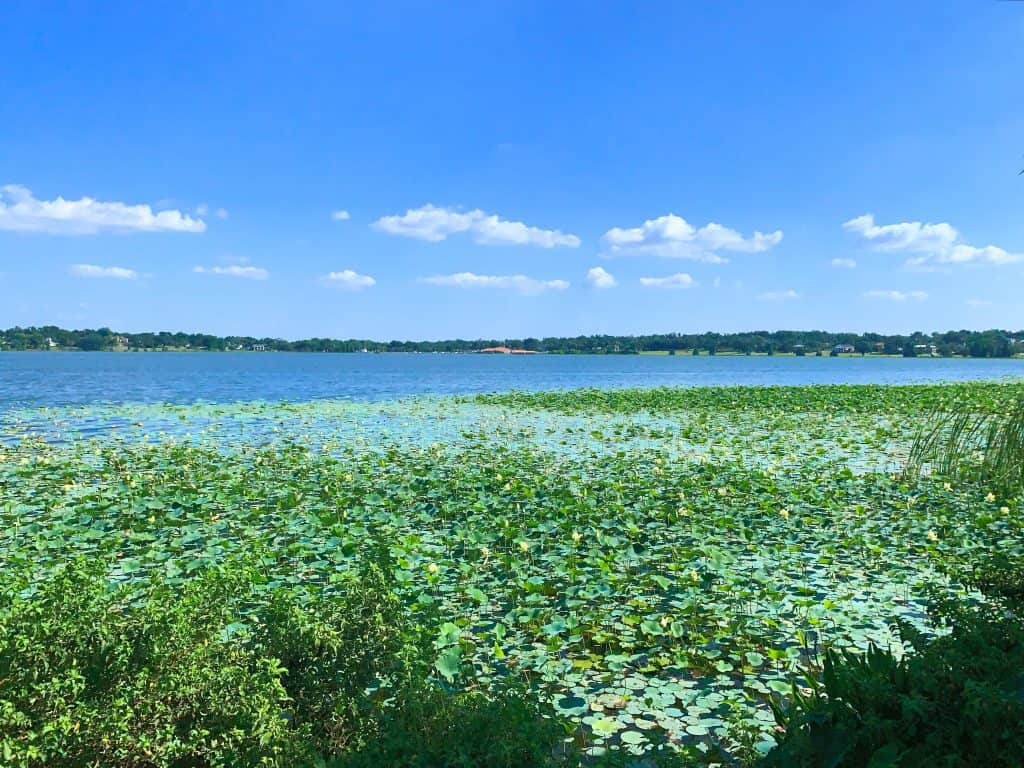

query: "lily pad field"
left=2, top=381, right=1023, bottom=764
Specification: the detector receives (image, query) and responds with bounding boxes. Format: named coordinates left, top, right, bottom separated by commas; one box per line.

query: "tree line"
left=0, top=325, right=1021, bottom=357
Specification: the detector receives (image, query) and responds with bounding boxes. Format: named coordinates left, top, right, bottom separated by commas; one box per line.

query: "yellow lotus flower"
left=985, top=492, right=996, bottom=503
left=927, top=530, right=938, bottom=542
left=1000, top=506, right=1010, bottom=515
left=690, top=569, right=699, bottom=582
left=943, top=482, right=953, bottom=492
left=427, top=563, right=439, bottom=575
left=717, top=487, right=728, bottom=496
left=571, top=531, right=582, bottom=543
left=480, top=546, right=491, bottom=559
left=780, top=508, right=790, bottom=520
left=519, top=541, right=529, bottom=553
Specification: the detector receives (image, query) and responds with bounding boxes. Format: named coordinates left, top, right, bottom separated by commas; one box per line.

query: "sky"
left=2, top=1, right=1023, bottom=341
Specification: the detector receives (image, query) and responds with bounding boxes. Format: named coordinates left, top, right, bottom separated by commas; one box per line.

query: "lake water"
left=1, top=352, right=1021, bottom=409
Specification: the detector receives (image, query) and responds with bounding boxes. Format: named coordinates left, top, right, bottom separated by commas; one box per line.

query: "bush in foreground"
left=0, top=556, right=583, bottom=768
left=763, top=557, right=1024, bottom=768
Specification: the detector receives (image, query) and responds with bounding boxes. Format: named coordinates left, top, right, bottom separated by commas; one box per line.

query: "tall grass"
left=907, top=395, right=1024, bottom=495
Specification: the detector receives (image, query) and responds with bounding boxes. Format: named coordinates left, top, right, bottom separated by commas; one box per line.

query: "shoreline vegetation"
left=2, top=382, right=1023, bottom=766
left=2, top=325, right=1023, bottom=358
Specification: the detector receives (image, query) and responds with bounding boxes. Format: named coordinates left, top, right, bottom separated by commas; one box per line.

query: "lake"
left=1, top=352, right=1021, bottom=409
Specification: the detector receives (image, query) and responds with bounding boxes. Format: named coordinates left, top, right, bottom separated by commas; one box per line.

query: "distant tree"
left=77, top=333, right=107, bottom=351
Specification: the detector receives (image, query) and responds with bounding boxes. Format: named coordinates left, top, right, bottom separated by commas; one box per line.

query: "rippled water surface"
left=2, top=351, right=1021, bottom=408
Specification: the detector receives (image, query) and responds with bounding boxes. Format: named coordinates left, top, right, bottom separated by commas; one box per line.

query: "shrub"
left=762, top=562, right=1024, bottom=768
left=0, top=557, right=593, bottom=768
left=338, top=683, right=571, bottom=768
left=0, top=560, right=304, bottom=766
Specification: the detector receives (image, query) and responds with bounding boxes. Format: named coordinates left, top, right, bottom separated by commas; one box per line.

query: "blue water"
left=1, top=352, right=1021, bottom=409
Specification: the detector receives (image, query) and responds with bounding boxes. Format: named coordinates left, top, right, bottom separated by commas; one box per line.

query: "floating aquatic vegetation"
left=1, top=382, right=1022, bottom=757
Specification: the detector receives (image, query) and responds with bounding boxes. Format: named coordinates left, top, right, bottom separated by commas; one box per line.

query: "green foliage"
left=474, top=381, right=1024, bottom=415
left=2, top=382, right=1024, bottom=763
left=907, top=395, right=1024, bottom=495
left=2, top=324, right=1022, bottom=356
left=0, top=556, right=572, bottom=767
left=339, top=684, right=571, bottom=768
left=966, top=553, right=1024, bottom=610
left=1, top=561, right=305, bottom=766
left=763, top=563, right=1024, bottom=768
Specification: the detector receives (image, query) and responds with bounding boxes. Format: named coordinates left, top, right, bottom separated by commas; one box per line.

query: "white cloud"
left=757, top=289, right=800, bottom=300
left=844, top=213, right=1023, bottom=266
left=831, top=258, right=857, bottom=268
left=331, top=210, right=351, bottom=221
left=639, top=272, right=695, bottom=289
left=966, top=298, right=992, bottom=307
left=586, top=266, right=617, bottom=289
left=215, top=208, right=229, bottom=220
left=323, top=269, right=375, bottom=290
left=843, top=214, right=957, bottom=253
left=602, top=214, right=782, bottom=262
left=70, top=264, right=138, bottom=279
left=193, top=265, right=269, bottom=280
left=0, top=184, right=206, bottom=234
left=419, top=272, right=569, bottom=294
left=373, top=204, right=580, bottom=248
left=864, top=289, right=928, bottom=301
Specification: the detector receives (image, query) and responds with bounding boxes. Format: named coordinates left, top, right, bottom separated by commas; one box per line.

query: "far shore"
left=3, top=347, right=1022, bottom=360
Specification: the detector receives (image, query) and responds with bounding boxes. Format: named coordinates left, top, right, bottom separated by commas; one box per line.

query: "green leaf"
left=435, top=646, right=462, bottom=682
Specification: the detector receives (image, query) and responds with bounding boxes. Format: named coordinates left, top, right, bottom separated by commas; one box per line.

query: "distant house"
left=251, top=344, right=267, bottom=352
left=45, top=337, right=57, bottom=349
left=832, top=344, right=855, bottom=354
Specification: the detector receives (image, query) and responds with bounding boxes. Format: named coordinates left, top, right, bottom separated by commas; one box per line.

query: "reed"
left=907, top=395, right=1024, bottom=494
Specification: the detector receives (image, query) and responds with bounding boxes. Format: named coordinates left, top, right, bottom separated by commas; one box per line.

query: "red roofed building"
left=477, top=346, right=538, bottom=354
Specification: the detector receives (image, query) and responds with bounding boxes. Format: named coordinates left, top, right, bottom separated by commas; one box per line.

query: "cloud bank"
left=639, top=273, right=695, bottom=289
left=70, top=264, right=138, bottom=279
left=0, top=185, right=206, bottom=234
left=844, top=214, right=1023, bottom=267
left=374, top=205, right=580, bottom=248
left=586, top=266, right=617, bottom=289
left=193, top=265, right=269, bottom=280
left=323, top=269, right=375, bottom=290
left=419, top=272, right=569, bottom=294
left=603, top=214, right=782, bottom=262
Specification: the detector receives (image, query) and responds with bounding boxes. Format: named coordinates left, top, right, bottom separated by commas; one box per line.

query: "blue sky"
left=2, top=1, right=1023, bottom=340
